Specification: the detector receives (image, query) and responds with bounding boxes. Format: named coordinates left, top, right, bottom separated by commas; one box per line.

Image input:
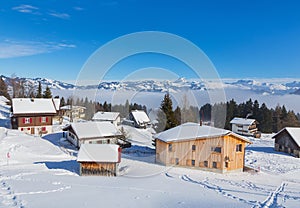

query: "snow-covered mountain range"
left=1, top=75, right=300, bottom=95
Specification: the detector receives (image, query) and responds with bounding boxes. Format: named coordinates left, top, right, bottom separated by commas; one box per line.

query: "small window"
left=24, top=118, right=31, bottom=124
left=236, top=144, right=242, bottom=152
left=212, top=162, right=217, bottom=168
left=41, top=117, right=47, bottom=123
left=191, top=160, right=195, bottom=166
left=41, top=127, right=46, bottom=131
left=175, top=158, right=179, bottom=165
left=204, top=161, right=208, bottom=167
left=168, top=144, right=173, bottom=152
left=192, top=145, right=196, bottom=151
left=225, top=162, right=229, bottom=168
left=212, top=147, right=222, bottom=153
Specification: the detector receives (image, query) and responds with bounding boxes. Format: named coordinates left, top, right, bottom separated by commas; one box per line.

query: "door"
left=31, top=127, right=35, bottom=135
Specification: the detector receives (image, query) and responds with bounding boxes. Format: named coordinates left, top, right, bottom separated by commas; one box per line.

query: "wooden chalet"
left=230, top=117, right=260, bottom=138
left=127, top=110, right=151, bottom=129
left=92, top=111, right=121, bottom=126
left=273, top=127, right=300, bottom=157
left=77, top=144, right=121, bottom=176
left=63, top=121, right=130, bottom=148
left=11, top=98, right=59, bottom=135
left=155, top=122, right=251, bottom=173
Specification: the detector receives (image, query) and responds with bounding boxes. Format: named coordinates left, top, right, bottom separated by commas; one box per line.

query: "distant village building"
left=230, top=117, right=260, bottom=138
left=63, top=121, right=126, bottom=148
left=155, top=122, right=251, bottom=173
left=126, top=110, right=151, bottom=128
left=60, top=105, right=86, bottom=122
left=92, top=111, right=120, bottom=126
left=11, top=98, right=59, bottom=135
left=77, top=144, right=121, bottom=176
left=273, top=127, right=300, bottom=158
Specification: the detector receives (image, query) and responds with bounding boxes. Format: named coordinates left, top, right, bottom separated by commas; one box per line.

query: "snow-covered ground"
left=0, top=127, right=300, bottom=208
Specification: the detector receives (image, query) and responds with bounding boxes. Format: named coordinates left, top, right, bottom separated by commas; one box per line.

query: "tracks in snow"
left=0, top=176, right=24, bottom=208
left=254, top=182, right=287, bottom=208
left=180, top=174, right=257, bottom=206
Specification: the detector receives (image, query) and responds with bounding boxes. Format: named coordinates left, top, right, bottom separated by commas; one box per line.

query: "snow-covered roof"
left=273, top=127, right=300, bottom=147
left=60, top=105, right=86, bottom=110
left=92, top=111, right=120, bottom=121
left=0, top=96, right=9, bottom=103
left=64, top=121, right=122, bottom=140
left=12, top=98, right=57, bottom=115
left=155, top=122, right=251, bottom=143
left=131, top=110, right=150, bottom=124
left=53, top=98, right=60, bottom=111
left=230, top=117, right=256, bottom=126
left=77, top=144, right=120, bottom=162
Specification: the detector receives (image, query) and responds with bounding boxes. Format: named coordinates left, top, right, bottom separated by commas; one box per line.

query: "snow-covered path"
left=0, top=128, right=299, bottom=208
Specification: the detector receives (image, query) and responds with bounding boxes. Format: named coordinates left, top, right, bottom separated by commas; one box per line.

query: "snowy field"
left=1, top=127, right=300, bottom=208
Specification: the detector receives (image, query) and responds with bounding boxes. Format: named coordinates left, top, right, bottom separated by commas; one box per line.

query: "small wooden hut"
left=77, top=144, right=121, bottom=176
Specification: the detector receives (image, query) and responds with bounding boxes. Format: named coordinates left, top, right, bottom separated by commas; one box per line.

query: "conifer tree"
left=36, top=82, right=42, bottom=98
left=43, top=86, right=52, bottom=98
left=0, top=77, right=10, bottom=100
left=158, top=93, right=177, bottom=131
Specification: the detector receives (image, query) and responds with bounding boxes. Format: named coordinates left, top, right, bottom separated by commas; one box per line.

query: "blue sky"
left=1, top=0, right=300, bottom=81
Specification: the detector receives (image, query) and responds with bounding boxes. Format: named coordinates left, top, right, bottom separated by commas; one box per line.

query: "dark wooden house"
left=11, top=98, right=59, bottom=135
left=155, top=122, right=251, bottom=173
left=77, top=144, right=121, bottom=176
left=273, top=127, right=300, bottom=157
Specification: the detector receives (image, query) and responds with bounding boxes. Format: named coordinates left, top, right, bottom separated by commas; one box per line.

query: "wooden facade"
left=79, top=162, right=117, bottom=176
left=11, top=98, right=59, bottom=136
left=77, top=144, right=121, bottom=176
left=12, top=115, right=54, bottom=135
left=273, top=128, right=300, bottom=158
left=156, top=133, right=250, bottom=173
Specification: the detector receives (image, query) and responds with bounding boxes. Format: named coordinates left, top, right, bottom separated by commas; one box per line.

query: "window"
left=212, top=147, right=222, bottom=153
left=236, top=144, right=242, bottom=152
left=24, top=117, right=31, bottom=124
left=204, top=161, right=208, bottom=167
left=225, top=162, right=229, bottom=168
left=192, top=145, right=196, bottom=151
left=175, top=158, right=179, bottom=165
left=212, top=162, right=217, bottom=168
left=168, top=144, right=173, bottom=152
left=41, top=127, right=46, bottom=131
left=191, top=160, right=195, bottom=166
left=41, top=117, right=47, bottom=123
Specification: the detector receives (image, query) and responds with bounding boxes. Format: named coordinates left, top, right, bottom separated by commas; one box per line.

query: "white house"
left=77, top=144, right=121, bottom=176
left=92, top=111, right=120, bottom=126
left=230, top=117, right=260, bottom=137
left=60, top=105, right=86, bottom=122
left=63, top=121, right=124, bottom=147
left=128, top=110, right=151, bottom=128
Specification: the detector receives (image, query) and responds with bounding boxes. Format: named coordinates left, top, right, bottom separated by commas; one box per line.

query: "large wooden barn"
left=273, top=127, right=300, bottom=157
left=77, top=144, right=121, bottom=176
left=155, top=122, right=251, bottom=173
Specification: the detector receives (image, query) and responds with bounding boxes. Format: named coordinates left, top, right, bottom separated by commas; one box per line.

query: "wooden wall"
left=156, top=134, right=247, bottom=173
left=80, top=162, right=117, bottom=176
left=17, top=116, right=53, bottom=128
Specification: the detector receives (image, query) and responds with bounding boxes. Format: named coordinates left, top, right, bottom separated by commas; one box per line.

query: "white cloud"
left=0, top=40, right=76, bottom=59
left=12, top=4, right=39, bottom=14
left=48, top=12, right=70, bottom=19
left=73, top=7, right=84, bottom=11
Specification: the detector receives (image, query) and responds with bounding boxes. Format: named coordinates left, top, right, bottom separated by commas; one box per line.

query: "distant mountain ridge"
left=1, top=75, right=300, bottom=95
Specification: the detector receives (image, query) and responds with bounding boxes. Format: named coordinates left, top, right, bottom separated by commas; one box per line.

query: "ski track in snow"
left=179, top=174, right=258, bottom=206
left=0, top=175, right=24, bottom=208
left=254, top=182, right=287, bottom=208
